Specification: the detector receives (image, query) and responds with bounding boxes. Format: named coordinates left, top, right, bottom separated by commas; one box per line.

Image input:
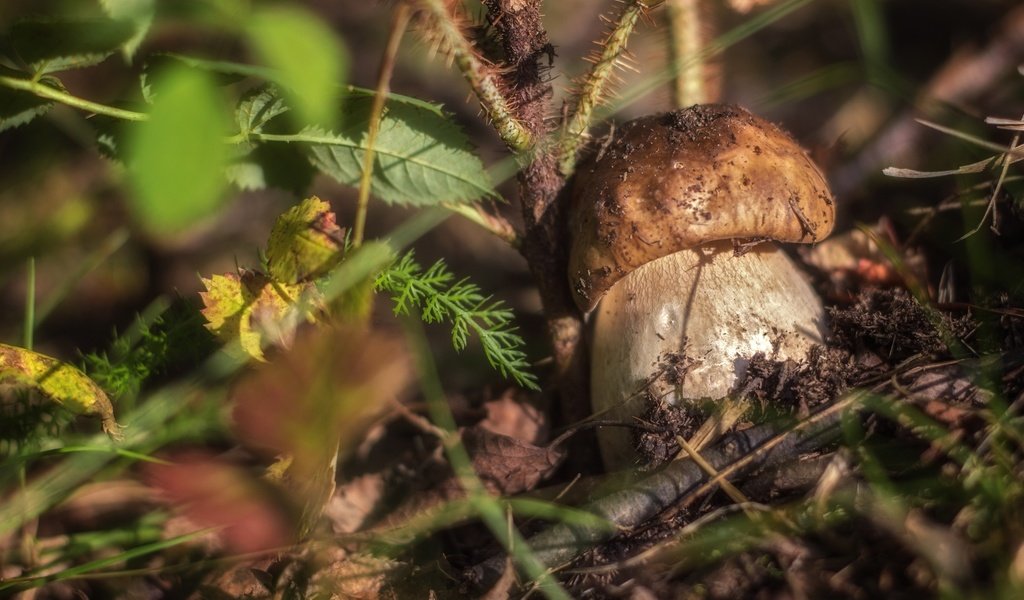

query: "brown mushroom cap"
left=568, top=104, right=835, bottom=312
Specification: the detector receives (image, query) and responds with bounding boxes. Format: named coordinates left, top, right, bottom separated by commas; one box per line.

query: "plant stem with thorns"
left=411, top=0, right=533, bottom=151
left=558, top=0, right=650, bottom=176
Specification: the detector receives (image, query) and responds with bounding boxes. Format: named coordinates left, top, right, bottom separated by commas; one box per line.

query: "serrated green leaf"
left=127, top=66, right=231, bottom=233
left=0, top=81, right=52, bottom=132
left=266, top=197, right=346, bottom=284
left=307, top=98, right=495, bottom=206
left=236, top=87, right=288, bottom=135
left=99, top=0, right=154, bottom=60
left=246, top=5, right=347, bottom=128
left=3, top=18, right=136, bottom=75
left=225, top=161, right=267, bottom=190
left=0, top=343, right=122, bottom=439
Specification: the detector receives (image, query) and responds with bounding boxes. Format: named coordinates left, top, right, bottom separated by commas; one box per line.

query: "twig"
left=353, top=4, right=412, bottom=248
left=468, top=396, right=854, bottom=589
left=410, top=0, right=532, bottom=151
left=956, top=113, right=1023, bottom=240
left=558, top=1, right=649, bottom=176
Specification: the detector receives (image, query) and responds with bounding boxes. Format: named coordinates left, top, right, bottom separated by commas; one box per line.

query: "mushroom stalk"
left=591, top=241, right=825, bottom=468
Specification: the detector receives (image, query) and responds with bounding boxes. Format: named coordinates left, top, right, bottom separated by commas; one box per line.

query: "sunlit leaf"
left=127, top=67, right=230, bottom=233
left=266, top=197, right=346, bottom=284
left=245, top=5, right=347, bottom=127
left=198, top=271, right=315, bottom=361
left=2, top=17, right=135, bottom=75
left=0, top=343, right=121, bottom=439
left=307, top=98, right=495, bottom=206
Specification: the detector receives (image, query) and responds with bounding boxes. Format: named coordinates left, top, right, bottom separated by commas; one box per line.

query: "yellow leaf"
left=198, top=271, right=317, bottom=361
left=266, top=196, right=345, bottom=284
left=0, top=343, right=122, bottom=440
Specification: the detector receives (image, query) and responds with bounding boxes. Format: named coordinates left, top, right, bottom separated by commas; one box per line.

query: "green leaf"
left=99, top=0, right=155, bottom=60
left=0, top=71, right=53, bottom=132
left=236, top=87, right=288, bottom=135
left=127, top=67, right=231, bottom=233
left=307, top=98, right=495, bottom=206
left=2, top=17, right=136, bottom=75
left=266, top=197, right=346, bottom=284
left=245, top=5, right=347, bottom=127
left=0, top=343, right=122, bottom=440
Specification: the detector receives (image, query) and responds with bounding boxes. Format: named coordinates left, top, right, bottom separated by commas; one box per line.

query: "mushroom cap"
left=568, top=104, right=835, bottom=312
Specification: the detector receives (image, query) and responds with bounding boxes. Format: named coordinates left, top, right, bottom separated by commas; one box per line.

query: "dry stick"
left=468, top=394, right=858, bottom=589
left=352, top=5, right=412, bottom=248
left=558, top=0, right=650, bottom=176
left=411, top=0, right=532, bottom=152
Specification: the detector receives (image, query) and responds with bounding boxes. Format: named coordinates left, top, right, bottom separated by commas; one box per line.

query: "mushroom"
left=569, top=104, right=835, bottom=469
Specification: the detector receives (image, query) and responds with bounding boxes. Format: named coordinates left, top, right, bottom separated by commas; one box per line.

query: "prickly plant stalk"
left=409, top=0, right=533, bottom=151
left=558, top=0, right=651, bottom=176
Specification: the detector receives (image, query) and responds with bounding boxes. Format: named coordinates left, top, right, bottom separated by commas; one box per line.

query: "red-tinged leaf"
left=231, top=325, right=412, bottom=535
left=145, top=452, right=296, bottom=554
left=198, top=271, right=316, bottom=361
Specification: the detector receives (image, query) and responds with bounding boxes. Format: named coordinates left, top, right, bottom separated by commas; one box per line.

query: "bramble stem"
left=410, top=0, right=533, bottom=152
left=558, top=1, right=648, bottom=176
left=0, top=75, right=148, bottom=121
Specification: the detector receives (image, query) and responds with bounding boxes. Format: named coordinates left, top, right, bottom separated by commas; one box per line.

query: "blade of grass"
left=0, top=528, right=214, bottom=592
left=34, top=228, right=129, bottom=329
left=402, top=315, right=571, bottom=599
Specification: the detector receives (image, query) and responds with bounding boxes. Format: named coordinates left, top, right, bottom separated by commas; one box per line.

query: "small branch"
left=410, top=0, right=533, bottom=152
left=0, top=75, right=148, bottom=122
left=558, top=1, right=649, bottom=176
left=666, top=0, right=718, bottom=107
left=468, top=400, right=851, bottom=589
left=353, top=4, right=412, bottom=248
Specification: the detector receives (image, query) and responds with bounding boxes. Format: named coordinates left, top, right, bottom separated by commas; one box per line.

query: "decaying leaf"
left=199, top=271, right=316, bottom=361
left=231, top=325, right=412, bottom=536
left=0, top=343, right=121, bottom=439
left=266, top=196, right=346, bottom=284
left=461, top=425, right=565, bottom=495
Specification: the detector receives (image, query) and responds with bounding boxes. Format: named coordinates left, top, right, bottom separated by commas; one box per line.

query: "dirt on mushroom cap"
left=569, top=104, right=835, bottom=312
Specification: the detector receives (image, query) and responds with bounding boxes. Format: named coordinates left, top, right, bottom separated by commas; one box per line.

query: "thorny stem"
left=353, top=4, right=412, bottom=248
left=558, top=0, right=649, bottom=176
left=474, top=0, right=596, bottom=460
left=410, top=0, right=533, bottom=152
left=666, top=0, right=718, bottom=107
left=0, top=75, right=148, bottom=121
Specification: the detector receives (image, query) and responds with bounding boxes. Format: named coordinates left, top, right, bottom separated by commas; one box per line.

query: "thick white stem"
left=591, top=241, right=826, bottom=469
